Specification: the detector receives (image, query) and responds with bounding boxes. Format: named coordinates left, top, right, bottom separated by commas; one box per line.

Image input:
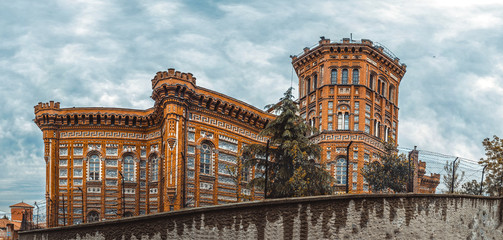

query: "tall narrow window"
left=200, top=143, right=212, bottom=175
left=307, top=78, right=311, bottom=93
left=344, top=113, right=349, bottom=130
left=354, top=115, right=359, bottom=131
left=382, top=82, right=386, bottom=96
left=89, top=154, right=100, bottom=181
left=369, top=75, right=374, bottom=90
left=377, top=80, right=381, bottom=94
left=336, top=158, right=347, bottom=185
left=352, top=69, right=359, bottom=84
left=313, top=75, right=318, bottom=90
left=338, top=113, right=343, bottom=130
left=150, top=155, right=158, bottom=182
left=342, top=69, right=348, bottom=84
left=123, top=155, right=135, bottom=182
left=331, top=69, right=337, bottom=84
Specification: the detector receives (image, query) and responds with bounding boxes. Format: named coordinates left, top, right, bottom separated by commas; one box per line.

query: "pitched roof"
left=9, top=202, right=34, bottom=208
left=0, top=218, right=21, bottom=230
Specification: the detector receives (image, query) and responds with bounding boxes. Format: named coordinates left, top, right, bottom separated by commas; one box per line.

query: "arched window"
left=344, top=113, right=349, bottom=130
left=150, top=155, right=158, bottom=182
left=336, top=158, right=347, bottom=185
left=123, top=155, right=135, bottom=182
left=342, top=69, right=348, bottom=84
left=381, top=82, right=386, bottom=96
left=87, top=211, right=100, bottom=223
left=352, top=69, right=359, bottom=84
left=200, top=143, right=212, bottom=175
left=331, top=69, right=337, bottom=84
left=88, top=154, right=100, bottom=181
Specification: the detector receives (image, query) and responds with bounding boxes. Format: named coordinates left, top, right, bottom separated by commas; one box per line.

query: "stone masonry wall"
left=20, top=194, right=503, bottom=240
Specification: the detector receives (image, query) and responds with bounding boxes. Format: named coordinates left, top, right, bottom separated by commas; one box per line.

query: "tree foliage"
left=243, top=88, right=333, bottom=198
left=442, top=159, right=465, bottom=193
left=479, top=135, right=503, bottom=196
left=361, top=142, right=410, bottom=193
left=461, top=179, right=484, bottom=195
left=225, top=154, right=252, bottom=202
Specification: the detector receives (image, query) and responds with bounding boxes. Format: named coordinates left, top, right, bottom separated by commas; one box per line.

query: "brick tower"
left=291, top=37, right=407, bottom=193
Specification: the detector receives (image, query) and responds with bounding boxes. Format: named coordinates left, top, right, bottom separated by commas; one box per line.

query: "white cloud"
left=2, top=0, right=503, bottom=212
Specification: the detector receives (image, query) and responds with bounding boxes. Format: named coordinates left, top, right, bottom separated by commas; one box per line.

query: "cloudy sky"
left=1, top=0, right=503, bottom=215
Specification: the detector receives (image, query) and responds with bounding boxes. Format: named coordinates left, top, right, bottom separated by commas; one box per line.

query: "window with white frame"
left=59, top=159, right=67, bottom=166
left=59, top=168, right=67, bottom=177
left=200, top=143, right=212, bottom=175
left=88, top=154, right=100, bottom=181
left=123, top=155, right=135, bottom=182
left=73, top=168, right=83, bottom=177
left=150, top=155, right=158, bottom=182
left=335, top=158, right=347, bottom=185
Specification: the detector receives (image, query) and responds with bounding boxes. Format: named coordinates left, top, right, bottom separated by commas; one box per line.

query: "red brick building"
left=0, top=202, right=34, bottom=240
left=34, top=70, right=275, bottom=227
left=292, top=37, right=406, bottom=193
left=35, top=37, right=440, bottom=227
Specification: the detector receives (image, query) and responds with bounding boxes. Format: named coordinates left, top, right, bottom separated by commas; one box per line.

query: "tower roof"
left=9, top=202, right=34, bottom=208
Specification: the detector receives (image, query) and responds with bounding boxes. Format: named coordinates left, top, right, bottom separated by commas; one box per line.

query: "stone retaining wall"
left=20, top=194, right=503, bottom=240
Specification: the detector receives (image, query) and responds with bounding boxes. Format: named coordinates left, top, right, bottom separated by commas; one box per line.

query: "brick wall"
left=20, top=194, right=503, bottom=240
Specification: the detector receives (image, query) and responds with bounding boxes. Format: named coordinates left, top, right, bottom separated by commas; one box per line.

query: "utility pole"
left=264, top=140, right=270, bottom=199
left=450, top=157, right=459, bottom=194
left=480, top=165, right=487, bottom=195
left=346, top=141, right=353, bottom=193
left=77, top=187, right=85, bottom=223
left=118, top=171, right=125, bottom=217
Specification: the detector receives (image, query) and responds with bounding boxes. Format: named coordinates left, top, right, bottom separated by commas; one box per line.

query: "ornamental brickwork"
left=292, top=37, right=407, bottom=193
left=35, top=38, right=439, bottom=227
left=34, top=69, right=274, bottom=227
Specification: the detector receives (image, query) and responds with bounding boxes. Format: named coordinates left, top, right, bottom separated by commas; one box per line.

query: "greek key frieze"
left=60, top=130, right=160, bottom=140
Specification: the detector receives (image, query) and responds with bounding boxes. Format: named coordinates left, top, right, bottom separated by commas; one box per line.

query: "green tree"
left=243, top=88, right=333, bottom=198
left=361, top=142, right=410, bottom=193
left=442, top=160, right=465, bottom=193
left=461, top=179, right=484, bottom=195
left=225, top=154, right=252, bottom=202
left=479, top=135, right=503, bottom=196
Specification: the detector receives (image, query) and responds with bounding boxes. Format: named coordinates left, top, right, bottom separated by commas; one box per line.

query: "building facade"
left=408, top=148, right=441, bottom=193
left=291, top=37, right=407, bottom=193
left=0, top=202, right=34, bottom=240
left=35, top=37, right=441, bottom=227
left=34, top=69, right=275, bottom=227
